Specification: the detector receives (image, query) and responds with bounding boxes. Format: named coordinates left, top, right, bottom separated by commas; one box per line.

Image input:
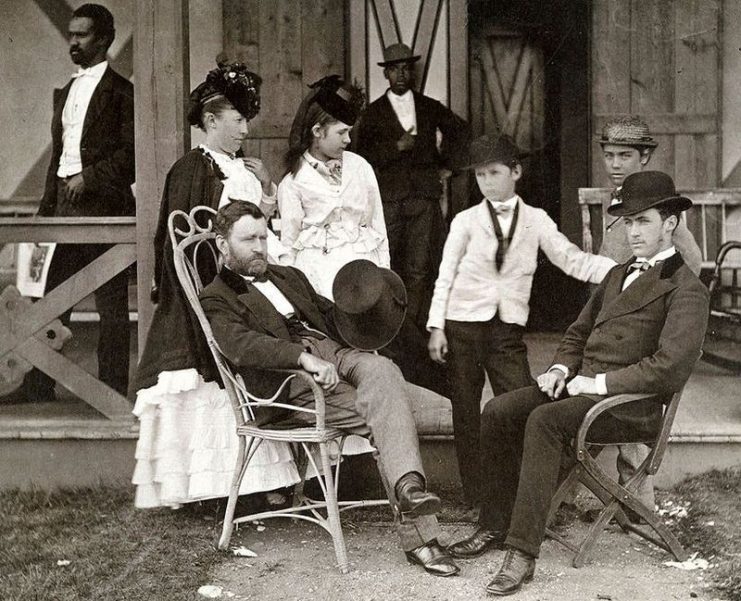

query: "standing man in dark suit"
left=446, top=172, right=709, bottom=596
left=355, top=43, right=469, bottom=327
left=29, top=4, right=134, bottom=401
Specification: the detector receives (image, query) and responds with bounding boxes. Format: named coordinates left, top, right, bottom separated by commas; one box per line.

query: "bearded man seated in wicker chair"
left=198, top=200, right=460, bottom=577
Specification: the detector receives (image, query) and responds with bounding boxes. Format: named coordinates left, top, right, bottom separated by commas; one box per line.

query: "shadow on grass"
left=663, top=467, right=741, bottom=600
left=0, top=487, right=231, bottom=601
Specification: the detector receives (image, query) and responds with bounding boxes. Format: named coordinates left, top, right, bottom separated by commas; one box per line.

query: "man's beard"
left=227, top=253, right=268, bottom=277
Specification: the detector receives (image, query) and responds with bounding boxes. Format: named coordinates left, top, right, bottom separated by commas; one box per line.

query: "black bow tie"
left=627, top=261, right=651, bottom=274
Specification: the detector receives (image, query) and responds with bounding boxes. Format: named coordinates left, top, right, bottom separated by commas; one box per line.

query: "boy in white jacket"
left=427, top=134, right=616, bottom=507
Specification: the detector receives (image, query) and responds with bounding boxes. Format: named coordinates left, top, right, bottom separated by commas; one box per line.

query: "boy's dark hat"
left=378, top=43, right=421, bottom=67
left=188, top=61, right=261, bottom=126
left=607, top=171, right=692, bottom=216
left=462, top=133, right=529, bottom=170
left=596, top=116, right=658, bottom=148
left=332, top=260, right=407, bottom=351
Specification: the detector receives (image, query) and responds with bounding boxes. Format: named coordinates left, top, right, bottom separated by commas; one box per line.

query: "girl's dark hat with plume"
left=187, top=60, right=262, bottom=126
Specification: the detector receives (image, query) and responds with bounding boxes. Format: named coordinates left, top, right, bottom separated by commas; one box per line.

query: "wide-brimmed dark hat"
left=378, top=43, right=421, bottom=67
left=596, top=116, right=658, bottom=148
left=462, top=133, right=528, bottom=170
left=309, top=75, right=365, bottom=126
left=607, top=171, right=692, bottom=216
left=332, top=260, right=407, bottom=351
left=188, top=61, right=262, bottom=126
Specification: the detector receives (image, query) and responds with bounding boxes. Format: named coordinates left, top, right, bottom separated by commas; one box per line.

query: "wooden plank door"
left=591, top=0, right=720, bottom=189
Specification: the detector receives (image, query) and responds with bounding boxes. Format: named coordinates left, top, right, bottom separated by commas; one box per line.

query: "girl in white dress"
left=278, top=76, right=390, bottom=299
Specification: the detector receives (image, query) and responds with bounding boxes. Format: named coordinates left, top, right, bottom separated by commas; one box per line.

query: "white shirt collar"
left=73, top=60, right=108, bottom=80
left=386, top=89, right=413, bottom=104
left=636, top=246, right=676, bottom=266
left=487, top=195, right=518, bottom=208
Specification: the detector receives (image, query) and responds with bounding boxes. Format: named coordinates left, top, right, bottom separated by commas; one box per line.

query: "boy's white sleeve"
left=426, top=214, right=469, bottom=330
left=365, top=161, right=390, bottom=268
left=538, top=211, right=616, bottom=283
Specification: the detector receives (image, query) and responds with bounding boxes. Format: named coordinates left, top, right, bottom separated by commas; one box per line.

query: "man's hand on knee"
left=299, top=352, right=339, bottom=391
left=536, top=369, right=566, bottom=400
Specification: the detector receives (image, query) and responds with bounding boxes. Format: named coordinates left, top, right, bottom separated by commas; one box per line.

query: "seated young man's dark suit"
left=448, top=171, right=710, bottom=595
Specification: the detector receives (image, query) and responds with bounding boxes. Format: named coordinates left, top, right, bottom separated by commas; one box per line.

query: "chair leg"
left=547, top=465, right=582, bottom=527
left=218, top=435, right=253, bottom=550
left=318, top=441, right=350, bottom=574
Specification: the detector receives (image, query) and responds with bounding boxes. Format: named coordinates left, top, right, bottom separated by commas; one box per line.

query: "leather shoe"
left=485, top=547, right=535, bottom=596
left=395, top=472, right=441, bottom=517
left=447, top=527, right=506, bottom=558
left=406, top=540, right=460, bottom=577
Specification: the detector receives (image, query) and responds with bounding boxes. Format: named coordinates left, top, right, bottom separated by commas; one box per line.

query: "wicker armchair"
left=546, top=390, right=688, bottom=568
left=168, top=206, right=387, bottom=573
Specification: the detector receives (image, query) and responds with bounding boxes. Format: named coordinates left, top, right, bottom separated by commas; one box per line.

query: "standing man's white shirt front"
left=386, top=89, right=417, bottom=134
left=58, top=60, right=108, bottom=177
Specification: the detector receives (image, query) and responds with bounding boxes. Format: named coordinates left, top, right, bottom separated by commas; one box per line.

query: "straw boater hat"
left=607, top=171, right=692, bottom=217
left=596, top=116, right=658, bottom=148
left=377, top=43, right=421, bottom=67
left=332, top=260, right=407, bottom=351
left=462, top=133, right=529, bottom=170
left=187, top=61, right=262, bottom=126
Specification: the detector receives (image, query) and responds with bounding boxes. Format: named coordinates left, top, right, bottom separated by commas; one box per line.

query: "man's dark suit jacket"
left=553, top=252, right=709, bottom=427
left=38, top=65, right=135, bottom=217
left=200, top=265, right=341, bottom=404
left=355, top=90, right=469, bottom=203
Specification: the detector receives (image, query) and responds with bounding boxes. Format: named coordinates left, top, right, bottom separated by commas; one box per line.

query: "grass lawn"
left=0, top=488, right=223, bottom=601
left=664, top=467, right=741, bottom=600
left=1, top=468, right=740, bottom=600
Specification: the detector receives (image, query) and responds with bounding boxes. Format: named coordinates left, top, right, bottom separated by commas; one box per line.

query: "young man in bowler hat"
left=199, top=201, right=459, bottom=577
left=355, top=43, right=469, bottom=328
left=426, top=134, right=616, bottom=509
left=596, top=116, right=703, bottom=515
left=448, top=171, right=709, bottom=596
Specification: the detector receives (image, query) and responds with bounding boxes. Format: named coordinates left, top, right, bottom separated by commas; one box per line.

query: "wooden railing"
left=579, top=188, right=741, bottom=266
left=0, top=217, right=137, bottom=426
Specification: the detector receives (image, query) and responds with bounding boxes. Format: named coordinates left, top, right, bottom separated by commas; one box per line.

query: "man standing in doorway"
left=355, top=43, right=469, bottom=327
left=27, top=3, right=135, bottom=401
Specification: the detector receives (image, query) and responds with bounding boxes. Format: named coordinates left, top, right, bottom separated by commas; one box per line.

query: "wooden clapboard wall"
left=591, top=0, right=721, bottom=188
left=221, top=0, right=345, bottom=179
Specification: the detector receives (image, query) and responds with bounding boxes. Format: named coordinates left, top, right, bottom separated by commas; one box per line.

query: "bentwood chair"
left=546, top=390, right=689, bottom=568
left=168, top=206, right=388, bottom=574
left=703, top=241, right=741, bottom=372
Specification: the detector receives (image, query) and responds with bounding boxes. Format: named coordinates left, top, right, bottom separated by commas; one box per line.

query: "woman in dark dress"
left=132, top=62, right=297, bottom=509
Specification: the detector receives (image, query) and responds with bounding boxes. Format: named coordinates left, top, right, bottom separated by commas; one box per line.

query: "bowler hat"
left=462, top=133, right=528, bottom=170
left=607, top=171, right=692, bottom=216
left=378, top=43, right=421, bottom=67
left=596, top=116, right=658, bottom=148
left=332, top=260, right=407, bottom=351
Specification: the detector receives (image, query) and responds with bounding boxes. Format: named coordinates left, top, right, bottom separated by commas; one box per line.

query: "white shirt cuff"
left=261, top=182, right=278, bottom=202
left=595, top=373, right=608, bottom=395
left=549, top=364, right=569, bottom=378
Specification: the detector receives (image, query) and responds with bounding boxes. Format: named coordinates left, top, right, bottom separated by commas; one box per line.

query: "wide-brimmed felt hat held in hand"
left=332, top=260, right=407, bottom=351
left=607, top=171, right=692, bottom=216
